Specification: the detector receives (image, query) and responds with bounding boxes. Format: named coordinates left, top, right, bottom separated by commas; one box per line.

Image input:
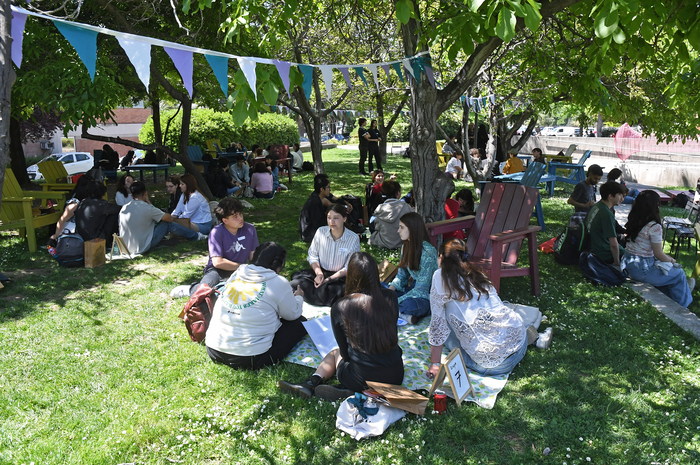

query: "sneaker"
left=170, top=285, right=191, bottom=299
left=197, top=232, right=208, bottom=241
left=535, top=327, right=554, bottom=349
left=688, top=278, right=696, bottom=292
left=314, top=384, right=355, bottom=402
left=399, top=313, right=417, bottom=325
left=277, top=375, right=323, bottom=400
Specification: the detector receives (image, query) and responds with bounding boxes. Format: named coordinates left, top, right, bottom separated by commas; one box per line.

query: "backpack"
left=578, top=252, right=626, bottom=286
left=553, top=225, right=589, bottom=265
left=340, top=194, right=363, bottom=227
left=180, top=284, right=219, bottom=343
left=671, top=193, right=689, bottom=209
left=54, top=234, right=85, bottom=267
left=302, top=161, right=314, bottom=171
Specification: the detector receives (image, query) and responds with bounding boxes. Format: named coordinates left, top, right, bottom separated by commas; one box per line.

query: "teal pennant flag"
left=53, top=21, right=98, bottom=81
left=353, top=67, right=369, bottom=87
left=299, top=65, right=314, bottom=100
left=205, top=54, right=229, bottom=97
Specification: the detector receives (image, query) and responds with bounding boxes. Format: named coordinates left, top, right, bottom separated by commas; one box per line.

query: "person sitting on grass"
left=444, top=151, right=464, bottom=179
left=584, top=181, right=627, bottom=266
left=278, top=252, right=404, bottom=401
left=426, top=239, right=552, bottom=380
left=290, top=203, right=361, bottom=307
left=369, top=181, right=413, bottom=249
left=75, top=180, right=122, bottom=247
left=502, top=149, right=524, bottom=175
left=387, top=212, right=438, bottom=324
left=50, top=174, right=94, bottom=241
left=299, top=175, right=333, bottom=242
left=164, top=175, right=182, bottom=214
left=115, top=174, right=134, bottom=206
left=607, top=168, right=639, bottom=204
left=205, top=242, right=307, bottom=370
left=119, top=181, right=206, bottom=255
left=621, top=190, right=694, bottom=308
left=290, top=143, right=304, bottom=172
left=454, top=188, right=476, bottom=217
left=171, top=174, right=213, bottom=234
left=265, top=154, right=288, bottom=192
left=365, top=169, right=396, bottom=218
left=207, top=157, right=242, bottom=198
left=250, top=162, right=275, bottom=199
left=231, top=155, right=250, bottom=187
left=568, top=164, right=603, bottom=214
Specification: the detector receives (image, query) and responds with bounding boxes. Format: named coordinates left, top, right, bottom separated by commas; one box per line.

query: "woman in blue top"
left=387, top=212, right=438, bottom=324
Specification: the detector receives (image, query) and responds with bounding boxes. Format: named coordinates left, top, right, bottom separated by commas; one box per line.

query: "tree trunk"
left=310, top=113, right=325, bottom=174
left=596, top=112, right=603, bottom=137
left=376, top=91, right=386, bottom=165
left=177, top=97, right=212, bottom=199
left=9, top=117, right=30, bottom=187
left=0, top=0, right=13, bottom=209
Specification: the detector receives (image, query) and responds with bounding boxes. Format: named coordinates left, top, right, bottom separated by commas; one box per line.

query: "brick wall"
left=74, top=137, right=141, bottom=158
left=106, top=108, right=152, bottom=124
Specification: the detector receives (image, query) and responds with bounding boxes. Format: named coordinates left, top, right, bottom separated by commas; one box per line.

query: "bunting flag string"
left=10, top=5, right=434, bottom=103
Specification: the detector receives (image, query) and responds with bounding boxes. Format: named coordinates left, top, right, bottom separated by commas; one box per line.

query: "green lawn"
left=1, top=148, right=699, bottom=464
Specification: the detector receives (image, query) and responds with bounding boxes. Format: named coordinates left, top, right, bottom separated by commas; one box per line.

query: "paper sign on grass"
left=301, top=315, right=338, bottom=359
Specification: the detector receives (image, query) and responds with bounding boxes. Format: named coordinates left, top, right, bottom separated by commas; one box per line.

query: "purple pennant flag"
left=273, top=60, right=292, bottom=98
left=338, top=67, right=353, bottom=89
left=11, top=10, right=28, bottom=68
left=53, top=21, right=98, bottom=81
left=163, top=46, right=193, bottom=97
left=424, top=63, right=435, bottom=88
left=381, top=64, right=392, bottom=82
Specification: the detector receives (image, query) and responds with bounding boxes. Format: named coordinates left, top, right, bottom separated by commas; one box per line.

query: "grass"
left=1, top=148, right=699, bottom=464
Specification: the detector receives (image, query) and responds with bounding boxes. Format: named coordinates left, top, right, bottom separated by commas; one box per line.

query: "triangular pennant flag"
left=299, top=65, right=314, bottom=101
left=401, top=59, right=415, bottom=78
left=237, top=57, right=258, bottom=99
left=424, top=63, right=435, bottom=88
left=381, top=64, right=392, bottom=82
left=163, top=46, right=193, bottom=97
left=319, top=65, right=334, bottom=100
left=391, top=63, right=405, bottom=84
left=53, top=21, right=98, bottom=81
left=10, top=10, right=27, bottom=68
left=490, top=94, right=495, bottom=104
left=205, top=54, right=229, bottom=97
left=116, top=37, right=151, bottom=92
left=411, top=59, right=422, bottom=84
left=353, top=67, right=368, bottom=87
left=338, top=67, right=353, bottom=89
left=273, top=60, right=292, bottom=97
left=367, top=64, right=379, bottom=88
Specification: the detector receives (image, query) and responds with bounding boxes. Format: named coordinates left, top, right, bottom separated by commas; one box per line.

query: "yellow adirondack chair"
left=437, top=141, right=450, bottom=170
left=205, top=139, right=224, bottom=158
left=1, top=169, right=67, bottom=252
left=37, top=160, right=79, bottom=205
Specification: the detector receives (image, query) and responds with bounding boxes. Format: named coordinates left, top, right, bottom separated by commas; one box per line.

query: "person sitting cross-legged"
left=584, top=181, right=627, bottom=266
left=568, top=164, right=603, bottom=214
left=502, top=149, right=524, bottom=175
left=119, top=181, right=207, bottom=255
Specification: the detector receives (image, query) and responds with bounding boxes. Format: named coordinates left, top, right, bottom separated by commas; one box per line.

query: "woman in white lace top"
left=426, top=239, right=529, bottom=377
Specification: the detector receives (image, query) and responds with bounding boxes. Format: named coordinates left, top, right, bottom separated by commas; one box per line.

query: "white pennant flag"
left=367, top=64, right=379, bottom=89
left=319, top=65, right=335, bottom=100
left=490, top=94, right=496, bottom=104
left=402, top=59, right=416, bottom=79
left=238, top=57, right=258, bottom=99
left=117, top=37, right=151, bottom=92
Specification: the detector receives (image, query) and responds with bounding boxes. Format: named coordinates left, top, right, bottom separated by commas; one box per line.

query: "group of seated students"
left=569, top=165, right=694, bottom=308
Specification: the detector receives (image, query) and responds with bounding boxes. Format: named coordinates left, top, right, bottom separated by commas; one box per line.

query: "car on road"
left=27, top=152, right=94, bottom=181
left=550, top=126, right=579, bottom=137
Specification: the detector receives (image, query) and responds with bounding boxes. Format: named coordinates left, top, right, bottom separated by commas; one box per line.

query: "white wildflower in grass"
left=579, top=437, right=583, bottom=441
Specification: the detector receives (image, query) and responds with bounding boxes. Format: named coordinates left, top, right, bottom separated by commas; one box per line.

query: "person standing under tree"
left=367, top=119, right=383, bottom=172
left=357, top=118, right=371, bottom=176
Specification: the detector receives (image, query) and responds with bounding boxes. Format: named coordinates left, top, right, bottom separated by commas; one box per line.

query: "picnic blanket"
left=284, top=302, right=510, bottom=409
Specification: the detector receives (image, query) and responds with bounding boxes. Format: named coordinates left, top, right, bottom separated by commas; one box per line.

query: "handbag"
left=336, top=393, right=405, bottom=440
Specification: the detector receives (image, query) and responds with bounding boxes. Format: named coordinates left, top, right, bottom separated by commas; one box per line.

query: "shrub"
left=387, top=117, right=410, bottom=142
left=139, top=109, right=299, bottom=151
left=437, top=111, right=462, bottom=140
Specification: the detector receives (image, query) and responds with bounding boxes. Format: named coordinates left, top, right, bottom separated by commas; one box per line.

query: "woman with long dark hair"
left=50, top=174, right=94, bottom=240
left=115, top=174, right=134, bottom=206
left=171, top=173, right=212, bottom=234
left=367, top=119, right=383, bottom=172
left=387, top=212, right=438, bottom=324
left=250, top=161, right=274, bottom=199
left=426, top=239, right=552, bottom=379
left=279, top=252, right=404, bottom=401
left=621, top=190, right=693, bottom=307
left=206, top=242, right=307, bottom=370
left=357, top=118, right=370, bottom=175
left=164, top=175, right=182, bottom=214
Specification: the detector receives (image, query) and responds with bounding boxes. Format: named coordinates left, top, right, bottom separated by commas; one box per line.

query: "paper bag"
left=84, top=238, right=106, bottom=268
left=171, top=217, right=192, bottom=237
left=378, top=259, right=399, bottom=283
left=366, top=381, right=428, bottom=416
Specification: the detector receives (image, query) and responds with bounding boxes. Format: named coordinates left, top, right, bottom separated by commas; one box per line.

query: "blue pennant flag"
left=53, top=21, right=98, bottom=81
left=299, top=65, right=314, bottom=100
left=353, top=67, right=369, bottom=87
left=391, top=63, right=405, bottom=84
left=205, top=54, right=229, bottom=97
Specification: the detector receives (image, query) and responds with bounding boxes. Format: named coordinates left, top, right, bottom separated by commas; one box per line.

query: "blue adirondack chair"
left=548, top=149, right=592, bottom=186
left=498, top=162, right=548, bottom=231
left=187, top=145, right=210, bottom=173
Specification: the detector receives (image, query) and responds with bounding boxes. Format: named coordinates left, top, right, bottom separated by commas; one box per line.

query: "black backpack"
left=671, top=193, right=689, bottom=209
left=578, top=252, right=626, bottom=286
left=553, top=225, right=589, bottom=265
left=55, top=234, right=85, bottom=267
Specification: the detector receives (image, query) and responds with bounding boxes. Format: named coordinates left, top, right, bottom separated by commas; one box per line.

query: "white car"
left=27, top=152, right=94, bottom=181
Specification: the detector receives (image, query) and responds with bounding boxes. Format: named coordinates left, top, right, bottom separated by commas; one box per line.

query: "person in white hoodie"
left=369, top=181, right=413, bottom=249
left=205, top=242, right=307, bottom=369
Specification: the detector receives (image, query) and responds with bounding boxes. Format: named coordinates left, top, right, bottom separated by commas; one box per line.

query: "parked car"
left=540, top=126, right=558, bottom=136
left=27, top=152, right=94, bottom=181
left=551, top=126, right=579, bottom=137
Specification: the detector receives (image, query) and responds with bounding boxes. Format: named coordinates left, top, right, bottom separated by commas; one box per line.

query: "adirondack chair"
left=426, top=183, right=541, bottom=295
left=436, top=141, right=449, bottom=170
left=205, top=139, right=225, bottom=158
left=1, top=169, right=66, bottom=252
left=503, top=162, right=548, bottom=232
left=547, top=149, right=592, bottom=186
left=187, top=145, right=210, bottom=173
left=37, top=160, right=108, bottom=204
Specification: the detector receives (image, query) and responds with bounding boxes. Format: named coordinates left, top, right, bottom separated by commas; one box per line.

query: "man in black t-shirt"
left=568, top=164, right=603, bottom=213
left=357, top=118, right=370, bottom=176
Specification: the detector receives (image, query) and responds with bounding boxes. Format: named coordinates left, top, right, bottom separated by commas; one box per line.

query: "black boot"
left=277, top=374, right=324, bottom=399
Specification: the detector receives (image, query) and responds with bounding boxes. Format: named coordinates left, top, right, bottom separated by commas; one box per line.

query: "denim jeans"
left=622, top=253, right=692, bottom=307
left=444, top=324, right=528, bottom=376
left=394, top=286, right=430, bottom=318
left=254, top=191, right=274, bottom=199
left=227, top=186, right=241, bottom=196
left=194, top=221, right=213, bottom=235
left=148, top=220, right=198, bottom=251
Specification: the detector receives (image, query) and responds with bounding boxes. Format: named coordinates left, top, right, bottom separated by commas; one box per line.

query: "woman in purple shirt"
left=250, top=162, right=274, bottom=199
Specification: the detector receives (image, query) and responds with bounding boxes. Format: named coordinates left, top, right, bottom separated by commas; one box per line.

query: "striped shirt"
left=308, top=226, right=361, bottom=272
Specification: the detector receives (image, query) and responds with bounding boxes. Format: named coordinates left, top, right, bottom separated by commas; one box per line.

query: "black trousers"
left=368, top=144, right=382, bottom=172
left=290, top=268, right=346, bottom=307
left=359, top=145, right=368, bottom=174
left=188, top=267, right=234, bottom=295
left=206, top=316, right=308, bottom=370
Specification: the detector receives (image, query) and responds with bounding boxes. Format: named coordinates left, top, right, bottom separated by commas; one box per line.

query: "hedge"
left=139, top=109, right=299, bottom=151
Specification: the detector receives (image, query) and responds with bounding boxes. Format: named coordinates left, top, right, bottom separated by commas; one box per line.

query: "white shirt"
left=308, top=226, right=361, bottom=272
left=118, top=199, right=165, bottom=254
left=115, top=191, right=133, bottom=206
left=171, top=191, right=211, bottom=224
left=445, top=157, right=462, bottom=175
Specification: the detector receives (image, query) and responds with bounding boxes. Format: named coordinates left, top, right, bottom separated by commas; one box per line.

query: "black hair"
left=251, top=242, right=287, bottom=272
left=254, top=162, right=268, bottom=173
left=587, top=164, right=604, bottom=176
left=70, top=174, right=94, bottom=201
left=129, top=181, right=147, bottom=198
left=607, top=168, right=622, bottom=182
left=532, top=147, right=542, bottom=156
left=626, top=190, right=662, bottom=242
left=381, top=180, right=401, bottom=198
left=327, top=202, right=348, bottom=218
left=215, top=197, right=244, bottom=221
left=454, top=188, right=475, bottom=212
left=218, top=157, right=230, bottom=169
left=116, top=173, right=134, bottom=197
left=600, top=181, right=626, bottom=200
left=314, top=174, right=330, bottom=194
left=358, top=117, right=367, bottom=126
left=87, top=180, right=107, bottom=199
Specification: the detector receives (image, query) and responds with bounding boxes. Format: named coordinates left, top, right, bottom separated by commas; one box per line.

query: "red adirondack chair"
left=426, top=182, right=541, bottom=295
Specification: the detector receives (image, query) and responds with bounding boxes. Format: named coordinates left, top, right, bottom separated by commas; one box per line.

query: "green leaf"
left=612, top=26, right=626, bottom=44
left=396, top=0, right=412, bottom=24
left=640, top=21, right=653, bottom=41
left=495, top=8, right=516, bottom=42
left=263, top=81, right=279, bottom=106
left=232, top=100, right=248, bottom=126
left=594, top=4, right=618, bottom=39
left=523, top=3, right=542, bottom=32
left=234, top=69, right=247, bottom=86
left=469, top=0, right=487, bottom=12
left=182, top=0, right=191, bottom=14
left=486, top=2, right=499, bottom=24
left=506, top=0, right=525, bottom=17
left=687, top=23, right=700, bottom=51
left=601, top=58, right=613, bottom=76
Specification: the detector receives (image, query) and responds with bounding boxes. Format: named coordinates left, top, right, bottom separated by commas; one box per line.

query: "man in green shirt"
left=585, top=181, right=627, bottom=265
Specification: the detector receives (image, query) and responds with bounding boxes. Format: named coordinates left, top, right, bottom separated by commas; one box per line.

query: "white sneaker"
left=535, top=327, right=554, bottom=349
left=197, top=232, right=208, bottom=241
left=170, top=285, right=191, bottom=298
left=399, top=313, right=417, bottom=325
